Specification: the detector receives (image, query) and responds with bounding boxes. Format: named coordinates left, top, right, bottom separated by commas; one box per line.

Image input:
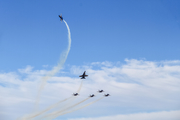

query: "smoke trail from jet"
left=59, top=97, right=104, bottom=116
left=23, top=80, right=84, bottom=120
left=49, top=97, right=104, bottom=119
left=48, top=80, right=84, bottom=115
left=44, top=80, right=84, bottom=118
left=24, top=97, right=72, bottom=120
left=36, top=20, right=71, bottom=106
left=43, top=97, right=90, bottom=119
left=22, top=80, right=83, bottom=120
left=77, top=80, right=83, bottom=93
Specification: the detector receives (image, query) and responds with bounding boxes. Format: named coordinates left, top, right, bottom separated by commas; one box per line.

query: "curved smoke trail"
left=36, top=20, right=71, bottom=106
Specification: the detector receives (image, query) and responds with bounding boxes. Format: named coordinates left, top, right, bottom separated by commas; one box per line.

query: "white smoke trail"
left=24, top=97, right=72, bottom=120
left=24, top=80, right=83, bottom=120
left=62, top=80, right=83, bottom=112
left=60, top=97, right=104, bottom=116
left=43, top=80, right=84, bottom=119
left=44, top=80, right=84, bottom=117
left=49, top=97, right=104, bottom=119
left=36, top=20, right=71, bottom=106
left=77, top=80, right=83, bottom=93
left=42, top=97, right=90, bottom=119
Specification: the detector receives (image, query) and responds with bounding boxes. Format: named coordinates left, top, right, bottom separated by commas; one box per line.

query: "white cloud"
left=68, top=110, right=180, bottom=120
left=0, top=59, right=180, bottom=120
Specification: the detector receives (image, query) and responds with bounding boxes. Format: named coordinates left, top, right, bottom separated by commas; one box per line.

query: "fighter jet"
left=104, top=94, right=110, bottom=97
left=79, top=71, right=88, bottom=79
left=73, top=93, right=79, bottom=96
left=89, top=94, right=95, bottom=97
left=98, top=90, right=104, bottom=93
left=58, top=14, right=63, bottom=22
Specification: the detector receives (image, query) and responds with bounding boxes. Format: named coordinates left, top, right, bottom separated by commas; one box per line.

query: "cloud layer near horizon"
left=0, top=59, right=180, bottom=120
left=68, top=110, right=180, bottom=120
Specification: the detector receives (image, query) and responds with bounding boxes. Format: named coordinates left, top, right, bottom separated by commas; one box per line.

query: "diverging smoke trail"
left=43, top=97, right=90, bottom=119
left=50, top=80, right=84, bottom=116
left=46, top=80, right=84, bottom=115
left=27, top=80, right=83, bottom=119
left=58, top=97, right=104, bottom=117
left=36, top=20, right=71, bottom=105
left=49, top=97, right=104, bottom=119
left=24, top=97, right=72, bottom=120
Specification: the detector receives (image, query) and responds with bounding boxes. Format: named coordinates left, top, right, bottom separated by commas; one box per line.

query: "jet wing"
left=79, top=75, right=83, bottom=77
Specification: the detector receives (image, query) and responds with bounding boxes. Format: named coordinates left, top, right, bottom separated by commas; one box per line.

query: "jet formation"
left=73, top=71, right=110, bottom=97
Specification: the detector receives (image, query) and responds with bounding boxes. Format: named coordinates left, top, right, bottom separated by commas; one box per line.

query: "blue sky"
left=0, top=0, right=180, bottom=71
left=0, top=0, right=180, bottom=120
